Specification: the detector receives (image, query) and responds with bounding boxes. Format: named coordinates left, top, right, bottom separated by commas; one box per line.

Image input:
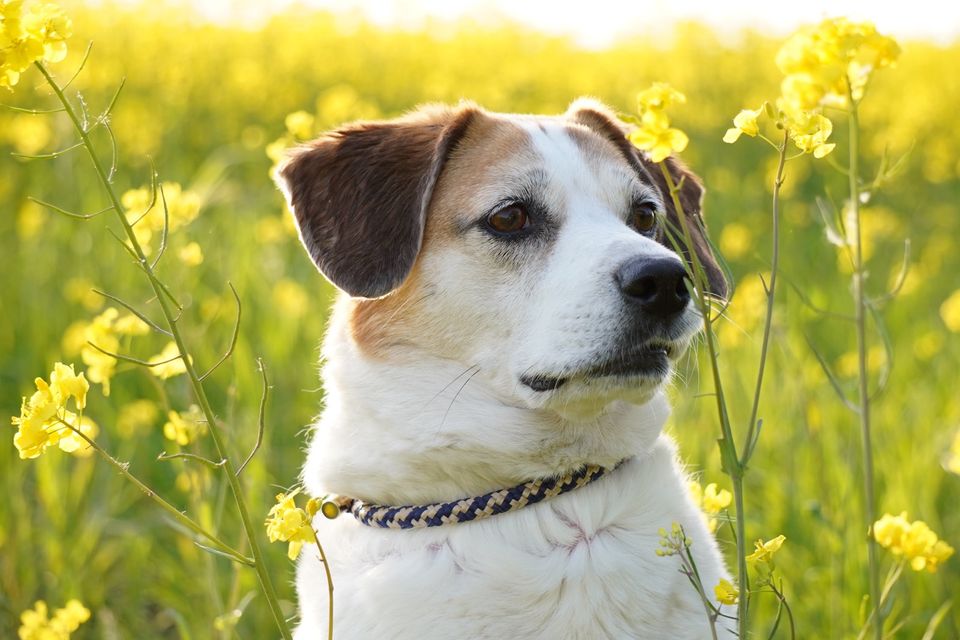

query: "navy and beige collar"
left=320, top=459, right=627, bottom=530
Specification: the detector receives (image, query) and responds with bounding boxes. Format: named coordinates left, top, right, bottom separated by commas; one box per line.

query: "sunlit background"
left=2, top=0, right=959, bottom=637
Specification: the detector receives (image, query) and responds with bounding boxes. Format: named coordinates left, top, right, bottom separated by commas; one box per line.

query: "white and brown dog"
left=274, top=98, right=732, bottom=639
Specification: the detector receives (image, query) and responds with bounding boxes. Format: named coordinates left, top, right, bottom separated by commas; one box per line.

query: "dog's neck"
left=301, top=310, right=671, bottom=506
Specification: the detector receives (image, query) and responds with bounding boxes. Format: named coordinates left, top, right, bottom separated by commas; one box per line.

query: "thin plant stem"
left=847, top=85, right=882, bottom=640
left=53, top=418, right=251, bottom=566
left=742, top=130, right=789, bottom=464
left=36, top=61, right=294, bottom=640
left=657, top=163, right=749, bottom=636
left=308, top=525, right=335, bottom=640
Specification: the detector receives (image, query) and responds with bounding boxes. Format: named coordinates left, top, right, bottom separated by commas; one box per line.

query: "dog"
left=274, top=98, right=732, bottom=639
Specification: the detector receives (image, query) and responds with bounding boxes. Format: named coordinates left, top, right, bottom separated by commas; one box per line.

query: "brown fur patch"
left=348, top=112, right=537, bottom=357
left=277, top=103, right=479, bottom=299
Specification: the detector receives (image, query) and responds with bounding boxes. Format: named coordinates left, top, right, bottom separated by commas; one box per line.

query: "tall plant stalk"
left=35, top=60, right=294, bottom=640
left=660, top=129, right=788, bottom=637
left=846, top=86, right=882, bottom=640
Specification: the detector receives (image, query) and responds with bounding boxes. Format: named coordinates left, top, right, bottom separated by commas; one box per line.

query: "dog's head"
left=275, top=99, right=725, bottom=420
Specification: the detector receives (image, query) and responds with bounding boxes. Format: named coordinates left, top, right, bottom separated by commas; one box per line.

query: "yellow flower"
left=873, top=512, right=954, bottom=573
left=722, top=105, right=764, bottom=143
left=784, top=109, right=835, bottom=158
left=284, top=110, right=315, bottom=139
left=148, top=341, right=187, bottom=379
left=940, top=289, right=960, bottom=332
left=746, top=534, right=786, bottom=566
left=48, top=362, right=88, bottom=410
left=11, top=363, right=95, bottom=460
left=714, top=578, right=739, bottom=605
left=628, top=83, right=689, bottom=163
left=688, top=481, right=732, bottom=533
left=0, top=0, right=72, bottom=89
left=56, top=411, right=98, bottom=457
left=19, top=598, right=90, bottom=639
left=22, top=2, right=72, bottom=63
left=177, top=241, right=204, bottom=266
left=162, top=405, right=206, bottom=446
left=266, top=488, right=317, bottom=560
left=777, top=18, right=899, bottom=109
left=121, top=182, right=202, bottom=254
left=113, top=313, right=150, bottom=336
left=80, top=308, right=121, bottom=395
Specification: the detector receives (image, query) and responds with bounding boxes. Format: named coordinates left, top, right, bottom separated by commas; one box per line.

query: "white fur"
left=289, top=112, right=732, bottom=639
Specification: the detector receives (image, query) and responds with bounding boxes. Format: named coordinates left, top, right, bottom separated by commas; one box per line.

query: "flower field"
left=2, top=2, right=959, bottom=637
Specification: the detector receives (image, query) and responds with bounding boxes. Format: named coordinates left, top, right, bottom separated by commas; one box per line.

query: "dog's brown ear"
left=566, top=99, right=728, bottom=299
left=274, top=104, right=479, bottom=298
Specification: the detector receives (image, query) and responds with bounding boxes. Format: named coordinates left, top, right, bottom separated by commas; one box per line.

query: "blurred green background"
left=1, top=2, right=958, bottom=637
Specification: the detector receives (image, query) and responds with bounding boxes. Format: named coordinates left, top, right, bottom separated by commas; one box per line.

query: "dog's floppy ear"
left=274, top=104, right=479, bottom=298
left=566, top=98, right=728, bottom=299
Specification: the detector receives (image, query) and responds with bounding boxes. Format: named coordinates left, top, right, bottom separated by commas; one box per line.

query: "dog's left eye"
left=485, top=204, right=530, bottom=235
left=629, top=203, right=658, bottom=235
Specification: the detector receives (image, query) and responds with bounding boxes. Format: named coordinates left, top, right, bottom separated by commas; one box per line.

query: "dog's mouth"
left=520, top=341, right=677, bottom=393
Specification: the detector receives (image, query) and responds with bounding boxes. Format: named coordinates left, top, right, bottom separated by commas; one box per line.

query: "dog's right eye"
left=485, top=204, right=530, bottom=235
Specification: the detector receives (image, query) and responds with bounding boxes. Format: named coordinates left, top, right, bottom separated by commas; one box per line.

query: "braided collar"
left=319, top=459, right=627, bottom=529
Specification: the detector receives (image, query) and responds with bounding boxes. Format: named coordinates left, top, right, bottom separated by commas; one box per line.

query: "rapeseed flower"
left=266, top=488, right=316, bottom=560
left=714, top=578, right=739, bottom=605
left=746, top=534, right=786, bottom=567
left=148, top=341, right=188, bottom=379
left=722, top=105, right=764, bottom=143
left=162, top=405, right=206, bottom=446
left=873, top=512, right=954, bottom=572
left=777, top=18, right=899, bottom=110
left=0, top=0, right=71, bottom=90
left=627, top=83, right=689, bottom=162
left=77, top=307, right=149, bottom=395
left=121, top=182, right=202, bottom=255
left=688, top=480, right=732, bottom=533
left=19, top=598, right=90, bottom=639
left=11, top=363, right=95, bottom=459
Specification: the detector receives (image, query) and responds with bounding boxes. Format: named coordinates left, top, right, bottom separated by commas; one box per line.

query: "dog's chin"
left=517, top=342, right=684, bottom=419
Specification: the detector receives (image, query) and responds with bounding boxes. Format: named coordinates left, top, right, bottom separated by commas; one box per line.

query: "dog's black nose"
left=615, top=256, right=690, bottom=316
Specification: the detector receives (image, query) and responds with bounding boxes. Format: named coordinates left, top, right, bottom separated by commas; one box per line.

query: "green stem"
left=847, top=91, right=882, bottom=640
left=308, top=525, right=335, bottom=640
left=657, top=163, right=749, bottom=636
left=742, top=130, right=789, bottom=465
left=36, top=61, right=293, bottom=640
left=54, top=418, right=252, bottom=566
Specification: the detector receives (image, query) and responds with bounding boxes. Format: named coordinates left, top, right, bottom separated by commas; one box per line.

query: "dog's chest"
left=295, top=451, right=728, bottom=639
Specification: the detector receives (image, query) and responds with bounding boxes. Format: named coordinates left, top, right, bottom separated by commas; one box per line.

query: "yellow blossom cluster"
left=70, top=307, right=148, bottom=395
left=11, top=362, right=98, bottom=460
left=873, top=512, right=954, bottom=573
left=0, top=0, right=71, bottom=90
left=18, top=599, right=90, bottom=640
left=776, top=17, right=900, bottom=110
left=688, top=480, right=732, bottom=533
left=162, top=405, right=206, bottom=446
left=626, top=82, right=689, bottom=163
left=64, top=308, right=188, bottom=394
left=120, top=182, right=202, bottom=255
left=265, top=488, right=318, bottom=560
left=724, top=18, right=897, bottom=159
